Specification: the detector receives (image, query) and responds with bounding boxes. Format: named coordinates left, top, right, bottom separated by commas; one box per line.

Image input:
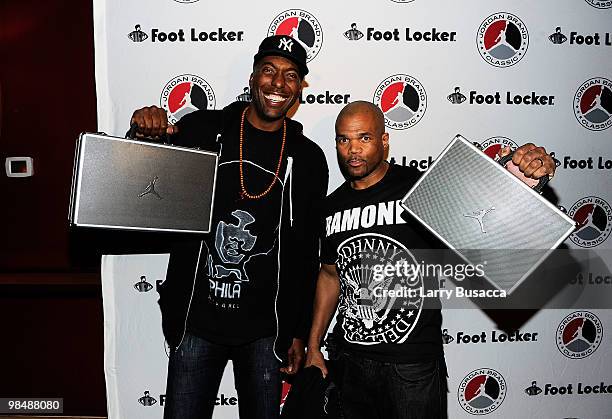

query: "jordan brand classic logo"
left=477, top=12, right=528, bottom=68
left=568, top=196, right=612, bottom=247
left=479, top=137, right=518, bottom=159
left=373, top=74, right=427, bottom=130
left=458, top=368, right=507, bottom=414
left=573, top=77, right=612, bottom=131
left=139, top=176, right=162, bottom=199
left=556, top=311, right=603, bottom=359
left=267, top=9, right=323, bottom=62
left=160, top=74, right=215, bottom=124
left=464, top=207, right=495, bottom=233
left=585, top=0, right=612, bottom=9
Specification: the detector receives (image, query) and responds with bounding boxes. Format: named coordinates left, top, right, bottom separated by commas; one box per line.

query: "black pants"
left=338, top=352, right=448, bottom=419
left=163, top=333, right=280, bottom=419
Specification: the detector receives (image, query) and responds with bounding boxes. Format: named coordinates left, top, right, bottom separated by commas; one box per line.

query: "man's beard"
left=337, top=155, right=372, bottom=181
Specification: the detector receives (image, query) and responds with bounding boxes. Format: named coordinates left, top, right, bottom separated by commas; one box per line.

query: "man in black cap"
left=130, top=35, right=328, bottom=419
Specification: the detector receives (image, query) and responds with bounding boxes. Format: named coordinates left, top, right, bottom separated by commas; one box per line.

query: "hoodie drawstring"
left=284, top=157, right=294, bottom=226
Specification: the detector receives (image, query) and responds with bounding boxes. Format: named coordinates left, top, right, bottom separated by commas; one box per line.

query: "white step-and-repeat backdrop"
left=94, top=0, right=612, bottom=417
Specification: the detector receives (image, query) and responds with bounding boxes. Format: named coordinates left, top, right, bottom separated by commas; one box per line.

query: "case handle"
left=497, top=151, right=549, bottom=193
left=125, top=122, right=170, bottom=143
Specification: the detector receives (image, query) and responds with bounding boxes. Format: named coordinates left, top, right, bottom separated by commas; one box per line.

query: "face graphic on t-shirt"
left=216, top=210, right=257, bottom=264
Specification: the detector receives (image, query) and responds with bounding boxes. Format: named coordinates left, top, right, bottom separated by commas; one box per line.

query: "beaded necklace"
left=239, top=107, right=286, bottom=200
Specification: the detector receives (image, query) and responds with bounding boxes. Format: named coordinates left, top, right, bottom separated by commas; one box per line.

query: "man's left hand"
left=497, top=143, right=556, bottom=187
left=280, top=338, right=305, bottom=375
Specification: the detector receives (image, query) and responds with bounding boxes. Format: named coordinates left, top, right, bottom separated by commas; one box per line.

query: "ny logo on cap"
left=278, top=38, right=293, bottom=52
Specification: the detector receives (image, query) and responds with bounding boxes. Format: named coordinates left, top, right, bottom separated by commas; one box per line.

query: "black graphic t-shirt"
left=188, top=120, right=289, bottom=344
left=321, top=164, right=443, bottom=362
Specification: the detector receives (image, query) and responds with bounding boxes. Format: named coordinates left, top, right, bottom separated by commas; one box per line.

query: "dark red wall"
left=1, top=0, right=98, bottom=271
left=0, top=1, right=106, bottom=415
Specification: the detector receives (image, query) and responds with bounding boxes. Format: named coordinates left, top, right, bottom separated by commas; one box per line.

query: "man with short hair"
left=130, top=35, right=328, bottom=419
left=305, top=101, right=555, bottom=418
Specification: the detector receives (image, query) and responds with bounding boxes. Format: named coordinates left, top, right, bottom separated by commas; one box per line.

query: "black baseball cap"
left=253, top=35, right=309, bottom=78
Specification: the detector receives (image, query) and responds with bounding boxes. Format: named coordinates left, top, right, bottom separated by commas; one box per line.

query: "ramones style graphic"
left=556, top=311, right=603, bottom=359
left=477, top=12, right=528, bottom=67
left=458, top=368, right=507, bottom=415
left=373, top=74, right=427, bottom=130
left=268, top=9, right=323, bottom=62
left=574, top=78, right=612, bottom=131
left=160, top=75, right=215, bottom=124
left=336, top=233, right=423, bottom=345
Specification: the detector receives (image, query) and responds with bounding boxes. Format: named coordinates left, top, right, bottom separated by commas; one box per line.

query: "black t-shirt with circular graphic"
left=321, top=164, right=443, bottom=362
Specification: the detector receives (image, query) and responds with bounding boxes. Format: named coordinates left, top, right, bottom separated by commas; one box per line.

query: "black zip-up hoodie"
left=157, top=102, right=329, bottom=361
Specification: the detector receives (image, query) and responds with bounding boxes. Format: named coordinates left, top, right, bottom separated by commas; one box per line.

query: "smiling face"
left=248, top=55, right=302, bottom=131
left=335, top=101, right=389, bottom=190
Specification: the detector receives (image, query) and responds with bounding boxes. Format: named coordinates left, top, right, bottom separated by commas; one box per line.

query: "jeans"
left=163, top=333, right=281, bottom=419
left=339, top=352, right=448, bottom=419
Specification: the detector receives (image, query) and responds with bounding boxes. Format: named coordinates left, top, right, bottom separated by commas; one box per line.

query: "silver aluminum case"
left=400, top=134, right=575, bottom=294
left=69, top=133, right=218, bottom=234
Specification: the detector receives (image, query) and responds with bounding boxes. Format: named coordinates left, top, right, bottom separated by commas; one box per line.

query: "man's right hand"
left=130, top=106, right=179, bottom=138
left=305, top=347, right=328, bottom=378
